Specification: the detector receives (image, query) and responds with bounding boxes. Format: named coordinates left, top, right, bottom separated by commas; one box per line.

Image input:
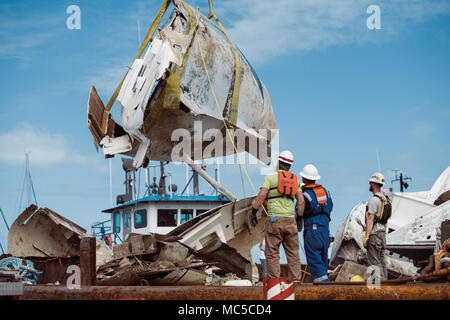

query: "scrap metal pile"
left=2, top=202, right=264, bottom=286
left=96, top=232, right=250, bottom=286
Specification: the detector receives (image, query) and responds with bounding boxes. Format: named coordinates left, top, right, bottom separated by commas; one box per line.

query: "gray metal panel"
left=0, top=283, right=24, bottom=296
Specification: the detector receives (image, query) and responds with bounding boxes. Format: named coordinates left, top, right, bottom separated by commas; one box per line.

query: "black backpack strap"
left=372, top=194, right=385, bottom=224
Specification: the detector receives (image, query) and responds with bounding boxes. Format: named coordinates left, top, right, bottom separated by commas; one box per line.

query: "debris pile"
left=4, top=204, right=259, bottom=286
left=96, top=233, right=246, bottom=286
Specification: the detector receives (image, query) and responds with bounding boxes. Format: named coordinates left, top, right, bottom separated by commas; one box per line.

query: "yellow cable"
left=207, top=0, right=240, bottom=127
left=106, top=0, right=171, bottom=111
left=302, top=264, right=309, bottom=282
left=193, top=27, right=270, bottom=233
left=193, top=28, right=262, bottom=198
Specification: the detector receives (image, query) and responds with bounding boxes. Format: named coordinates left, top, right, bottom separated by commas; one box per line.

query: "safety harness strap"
left=365, top=194, right=391, bottom=225
left=265, top=171, right=297, bottom=202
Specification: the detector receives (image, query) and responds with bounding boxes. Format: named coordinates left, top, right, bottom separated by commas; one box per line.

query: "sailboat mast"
left=26, top=152, right=31, bottom=207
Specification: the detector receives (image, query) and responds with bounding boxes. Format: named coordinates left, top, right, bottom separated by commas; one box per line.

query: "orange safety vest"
left=303, top=184, right=328, bottom=205
left=265, top=171, right=298, bottom=206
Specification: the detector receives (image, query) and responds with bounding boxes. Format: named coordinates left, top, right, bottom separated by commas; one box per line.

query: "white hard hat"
left=370, top=172, right=385, bottom=186
left=300, top=164, right=320, bottom=180
left=278, top=150, right=294, bottom=165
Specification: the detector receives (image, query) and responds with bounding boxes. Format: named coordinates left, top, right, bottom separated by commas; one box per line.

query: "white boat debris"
left=330, top=167, right=450, bottom=278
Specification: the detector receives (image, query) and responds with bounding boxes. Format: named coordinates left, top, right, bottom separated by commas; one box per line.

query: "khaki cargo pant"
left=367, top=231, right=387, bottom=280
left=264, top=216, right=301, bottom=280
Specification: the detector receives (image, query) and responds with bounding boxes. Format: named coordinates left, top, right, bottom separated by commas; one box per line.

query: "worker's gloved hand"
left=249, top=208, right=258, bottom=227
left=296, top=217, right=303, bottom=232
left=363, top=236, right=369, bottom=248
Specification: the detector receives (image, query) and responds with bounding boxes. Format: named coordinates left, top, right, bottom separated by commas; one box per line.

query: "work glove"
left=249, top=208, right=258, bottom=227
left=363, top=236, right=369, bottom=248
left=296, top=217, right=303, bottom=232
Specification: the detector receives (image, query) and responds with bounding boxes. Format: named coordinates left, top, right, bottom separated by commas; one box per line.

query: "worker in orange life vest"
left=298, top=164, right=333, bottom=282
left=250, top=150, right=305, bottom=280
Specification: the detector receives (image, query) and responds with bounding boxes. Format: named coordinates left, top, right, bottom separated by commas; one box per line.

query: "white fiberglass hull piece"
left=330, top=167, right=450, bottom=277
left=167, top=197, right=266, bottom=283
left=387, top=200, right=450, bottom=245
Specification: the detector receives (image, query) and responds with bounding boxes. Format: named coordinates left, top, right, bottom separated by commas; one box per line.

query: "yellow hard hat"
left=350, top=275, right=364, bottom=282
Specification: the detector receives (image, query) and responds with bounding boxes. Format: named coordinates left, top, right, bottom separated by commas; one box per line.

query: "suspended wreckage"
left=87, top=0, right=276, bottom=171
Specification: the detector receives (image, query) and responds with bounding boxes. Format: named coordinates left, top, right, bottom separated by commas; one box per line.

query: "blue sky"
left=0, top=0, right=449, bottom=264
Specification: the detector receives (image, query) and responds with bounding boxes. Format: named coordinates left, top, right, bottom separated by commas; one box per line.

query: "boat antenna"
left=391, top=169, right=412, bottom=192
left=0, top=207, right=10, bottom=231
left=215, top=158, right=220, bottom=196
left=138, top=16, right=142, bottom=47
left=109, top=158, right=113, bottom=207
left=376, top=149, right=382, bottom=172
left=17, top=152, right=38, bottom=214
left=145, top=165, right=150, bottom=196
left=1, top=206, right=10, bottom=253
left=158, top=161, right=167, bottom=196
left=185, top=163, right=190, bottom=196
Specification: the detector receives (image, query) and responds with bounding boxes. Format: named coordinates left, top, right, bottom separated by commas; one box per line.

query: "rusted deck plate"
left=22, top=283, right=449, bottom=300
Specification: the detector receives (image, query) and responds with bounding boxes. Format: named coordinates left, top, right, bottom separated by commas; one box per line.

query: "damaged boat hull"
left=87, top=0, right=276, bottom=169
left=8, top=205, right=89, bottom=258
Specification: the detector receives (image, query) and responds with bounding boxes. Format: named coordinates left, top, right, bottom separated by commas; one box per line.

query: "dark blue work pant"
left=303, top=225, right=330, bottom=282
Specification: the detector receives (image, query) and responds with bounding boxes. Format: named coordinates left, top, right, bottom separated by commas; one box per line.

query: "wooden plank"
left=80, top=237, right=96, bottom=286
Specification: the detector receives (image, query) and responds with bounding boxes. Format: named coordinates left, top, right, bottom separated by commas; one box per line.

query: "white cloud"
left=0, top=124, right=104, bottom=170
left=208, top=0, right=450, bottom=64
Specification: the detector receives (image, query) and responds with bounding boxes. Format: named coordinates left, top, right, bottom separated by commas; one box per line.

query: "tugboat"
left=92, top=158, right=230, bottom=245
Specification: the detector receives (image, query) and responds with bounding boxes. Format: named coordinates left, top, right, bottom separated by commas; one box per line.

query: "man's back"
left=301, top=185, right=333, bottom=228
left=262, top=170, right=300, bottom=218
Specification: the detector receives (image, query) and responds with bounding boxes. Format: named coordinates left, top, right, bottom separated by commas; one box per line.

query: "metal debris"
left=96, top=232, right=235, bottom=286
left=113, top=233, right=158, bottom=259
left=8, top=205, right=89, bottom=258
left=0, top=270, right=20, bottom=283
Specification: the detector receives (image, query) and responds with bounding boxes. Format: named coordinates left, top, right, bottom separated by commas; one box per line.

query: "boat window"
left=196, top=209, right=208, bottom=216
left=157, top=209, right=177, bottom=227
left=123, top=212, right=131, bottom=229
left=113, top=212, right=121, bottom=234
left=134, top=209, right=147, bottom=229
left=180, top=209, right=193, bottom=224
